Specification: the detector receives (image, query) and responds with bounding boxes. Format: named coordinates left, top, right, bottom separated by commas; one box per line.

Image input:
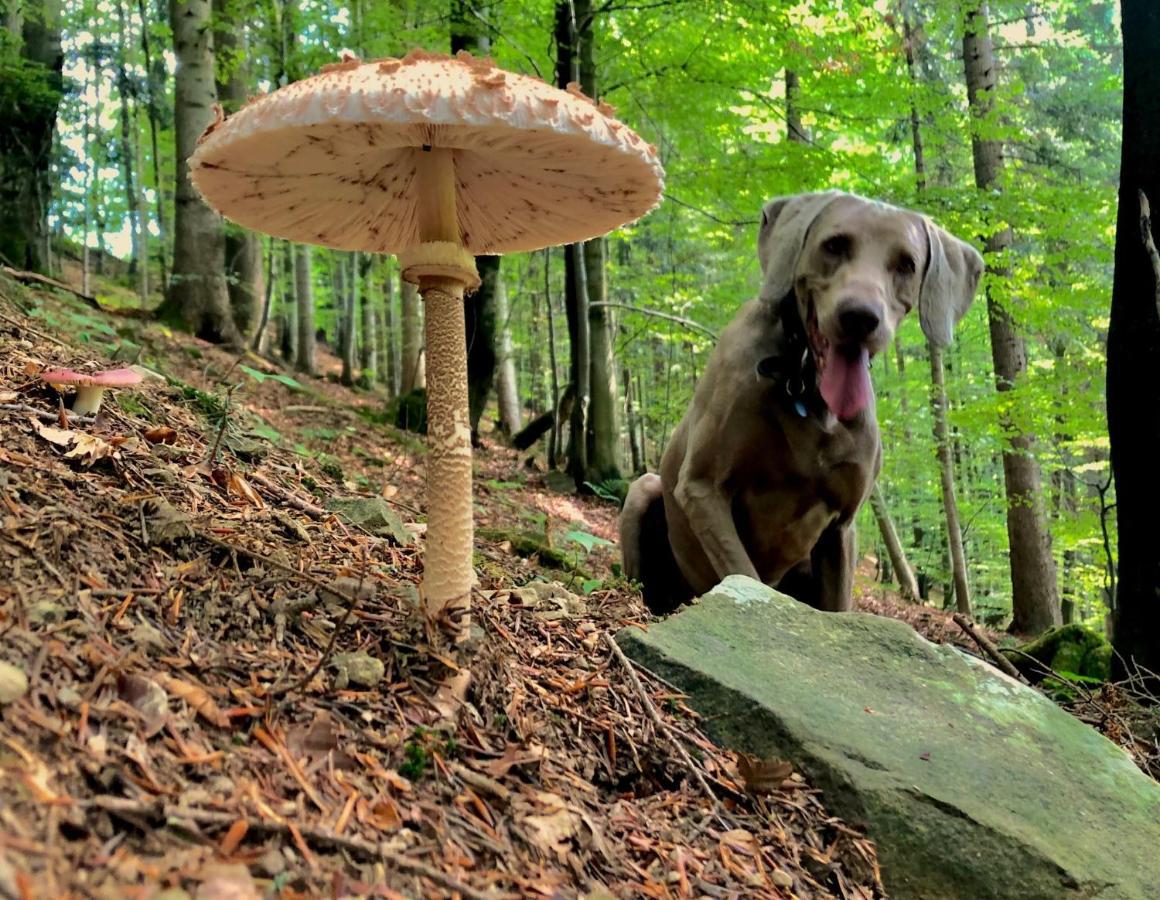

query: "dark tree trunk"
left=214, top=0, right=264, bottom=337
left=137, top=0, right=170, bottom=294
left=0, top=0, right=63, bottom=273
left=1108, top=0, right=1160, bottom=680
left=451, top=0, right=500, bottom=442
left=962, top=0, right=1059, bottom=634
left=557, top=0, right=591, bottom=485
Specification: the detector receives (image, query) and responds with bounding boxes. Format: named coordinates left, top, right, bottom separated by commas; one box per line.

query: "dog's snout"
left=837, top=304, right=881, bottom=341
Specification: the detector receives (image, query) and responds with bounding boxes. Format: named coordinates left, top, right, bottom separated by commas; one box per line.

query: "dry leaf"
left=64, top=432, right=117, bottom=464
left=735, top=752, right=793, bottom=795
left=0, top=390, right=18, bottom=402
left=194, top=862, right=261, bottom=900
left=521, top=792, right=581, bottom=862
left=143, top=497, right=192, bottom=544
left=116, top=672, right=169, bottom=738
left=226, top=472, right=264, bottom=507
left=30, top=418, right=77, bottom=447
left=361, top=796, right=403, bottom=833
left=156, top=674, right=230, bottom=728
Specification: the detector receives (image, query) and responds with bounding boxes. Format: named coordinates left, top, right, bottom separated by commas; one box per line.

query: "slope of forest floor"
left=1, top=271, right=1154, bottom=898
left=0, top=274, right=884, bottom=898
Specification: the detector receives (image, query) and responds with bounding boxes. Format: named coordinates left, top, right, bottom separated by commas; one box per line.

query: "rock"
left=0, top=661, right=28, bottom=704
left=1006, top=623, right=1113, bottom=683
left=326, top=496, right=412, bottom=545
left=331, top=651, right=385, bottom=689
left=617, top=576, right=1160, bottom=900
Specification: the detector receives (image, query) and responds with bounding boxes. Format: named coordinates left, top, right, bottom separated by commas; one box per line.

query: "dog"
left=620, top=191, right=983, bottom=614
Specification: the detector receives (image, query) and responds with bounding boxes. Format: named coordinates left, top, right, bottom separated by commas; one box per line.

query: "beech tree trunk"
left=115, top=0, right=147, bottom=303
left=340, top=252, right=358, bottom=387
left=0, top=0, right=63, bottom=273
left=137, top=0, right=169, bottom=294
left=961, top=0, right=1059, bottom=634
left=214, top=0, right=264, bottom=337
left=869, top=484, right=920, bottom=603
left=929, top=345, right=972, bottom=616
left=494, top=265, right=522, bottom=435
left=294, top=243, right=316, bottom=374
left=161, top=0, right=240, bottom=344
left=1108, top=0, right=1160, bottom=680
left=360, top=254, right=378, bottom=382
left=400, top=275, right=425, bottom=392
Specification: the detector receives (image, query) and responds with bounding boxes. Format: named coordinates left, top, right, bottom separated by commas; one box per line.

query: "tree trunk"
left=360, top=254, right=378, bottom=381
left=557, top=0, right=591, bottom=485
left=137, top=0, right=169, bottom=295
left=214, top=0, right=264, bottom=338
left=115, top=0, right=147, bottom=303
left=451, top=0, right=500, bottom=441
left=494, top=264, right=522, bottom=435
left=0, top=0, right=63, bottom=273
left=869, top=484, right=921, bottom=603
left=400, top=275, right=425, bottom=392
left=929, top=345, right=972, bottom=616
left=159, top=0, right=240, bottom=345
left=546, top=250, right=563, bottom=466
left=625, top=366, right=643, bottom=474
left=340, top=252, right=358, bottom=387
left=251, top=237, right=275, bottom=352
left=294, top=243, right=316, bottom=373
left=1108, top=0, right=1160, bottom=680
left=961, top=0, right=1059, bottom=634
left=785, top=69, right=807, bottom=144
left=467, top=255, right=500, bottom=441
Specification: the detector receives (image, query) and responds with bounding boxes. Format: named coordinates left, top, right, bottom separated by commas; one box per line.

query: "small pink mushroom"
left=41, top=367, right=143, bottom=416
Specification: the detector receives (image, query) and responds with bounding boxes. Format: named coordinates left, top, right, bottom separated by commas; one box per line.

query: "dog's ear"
left=757, top=191, right=845, bottom=302
left=919, top=220, right=985, bottom=347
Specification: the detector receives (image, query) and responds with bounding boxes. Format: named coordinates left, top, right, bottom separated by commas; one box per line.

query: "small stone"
left=332, top=651, right=385, bottom=688
left=771, top=870, right=793, bottom=888
left=27, top=599, right=65, bottom=624
left=0, top=661, right=28, bottom=704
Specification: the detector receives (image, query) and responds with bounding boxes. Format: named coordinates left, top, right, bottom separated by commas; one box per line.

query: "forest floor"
left=0, top=269, right=1154, bottom=899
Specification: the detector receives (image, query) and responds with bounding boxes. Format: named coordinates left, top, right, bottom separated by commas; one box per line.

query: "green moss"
left=1006, top=623, right=1112, bottom=682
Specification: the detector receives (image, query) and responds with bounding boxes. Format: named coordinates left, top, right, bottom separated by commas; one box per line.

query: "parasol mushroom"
left=189, top=48, right=664, bottom=639
left=41, top=367, right=144, bottom=416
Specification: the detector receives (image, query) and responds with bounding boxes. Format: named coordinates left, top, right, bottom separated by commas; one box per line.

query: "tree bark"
left=400, top=275, right=425, bottom=392
left=625, top=366, right=643, bottom=474
left=137, top=0, right=169, bottom=295
left=359, top=254, right=378, bottom=382
left=0, top=0, right=63, bottom=273
left=115, top=0, right=147, bottom=303
left=869, top=484, right=920, bottom=603
left=961, top=0, right=1059, bottom=634
left=930, top=345, right=973, bottom=616
left=1108, top=0, right=1160, bottom=680
left=341, top=252, right=359, bottom=386
left=557, top=0, right=591, bottom=485
left=159, top=0, right=240, bottom=345
left=294, top=243, right=316, bottom=374
left=494, top=264, right=522, bottom=435
left=785, top=69, right=807, bottom=144
left=214, top=0, right=264, bottom=337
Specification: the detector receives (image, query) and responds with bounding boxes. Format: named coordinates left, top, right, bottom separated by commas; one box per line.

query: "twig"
left=603, top=633, right=722, bottom=814
left=249, top=470, right=327, bottom=519
left=952, top=613, right=1028, bottom=684
left=206, top=386, right=237, bottom=466
left=82, top=796, right=491, bottom=900
left=589, top=301, right=718, bottom=340
left=283, top=549, right=370, bottom=698
left=1138, top=190, right=1160, bottom=320
left=0, top=309, right=74, bottom=350
left=1, top=403, right=95, bottom=424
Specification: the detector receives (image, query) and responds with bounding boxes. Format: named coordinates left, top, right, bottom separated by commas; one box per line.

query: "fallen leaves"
left=29, top=417, right=140, bottom=465
left=0, top=662, right=28, bottom=704
left=155, top=673, right=230, bottom=729
left=735, top=752, right=794, bottom=795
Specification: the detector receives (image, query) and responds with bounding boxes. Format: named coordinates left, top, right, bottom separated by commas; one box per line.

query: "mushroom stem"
left=72, top=386, right=107, bottom=416
left=420, top=277, right=474, bottom=640
left=416, top=148, right=460, bottom=244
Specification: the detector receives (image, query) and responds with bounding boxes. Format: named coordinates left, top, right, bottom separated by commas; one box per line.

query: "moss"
left=1006, top=623, right=1112, bottom=682
left=477, top=527, right=591, bottom=578
left=390, top=387, right=428, bottom=434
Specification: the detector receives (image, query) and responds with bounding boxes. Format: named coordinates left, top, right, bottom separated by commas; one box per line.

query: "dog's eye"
left=822, top=235, right=851, bottom=257
left=895, top=253, right=917, bottom=276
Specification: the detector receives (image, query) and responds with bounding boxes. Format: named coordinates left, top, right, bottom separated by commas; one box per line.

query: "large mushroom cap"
left=190, top=50, right=664, bottom=255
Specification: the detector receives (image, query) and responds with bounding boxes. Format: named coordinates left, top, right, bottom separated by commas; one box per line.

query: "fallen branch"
left=1, top=265, right=100, bottom=308
left=83, top=796, right=490, bottom=900
left=1, top=403, right=95, bottom=425
left=248, top=470, right=327, bottom=519
left=952, top=613, right=1028, bottom=684
left=603, top=633, right=723, bottom=816
left=589, top=301, right=718, bottom=340
left=0, top=309, right=74, bottom=350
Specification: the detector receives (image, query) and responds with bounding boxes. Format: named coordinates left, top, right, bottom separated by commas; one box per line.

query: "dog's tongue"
left=820, top=346, right=871, bottom=422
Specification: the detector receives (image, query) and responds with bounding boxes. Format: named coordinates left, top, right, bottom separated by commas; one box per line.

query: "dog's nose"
left=837, top=304, right=881, bottom=340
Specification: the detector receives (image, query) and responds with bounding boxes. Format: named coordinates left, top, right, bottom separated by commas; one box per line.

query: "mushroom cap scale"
left=190, top=53, right=665, bottom=255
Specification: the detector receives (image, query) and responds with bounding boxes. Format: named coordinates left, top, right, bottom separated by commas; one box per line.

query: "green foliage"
left=238, top=364, right=305, bottom=392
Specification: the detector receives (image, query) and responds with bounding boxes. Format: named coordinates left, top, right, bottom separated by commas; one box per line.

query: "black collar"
left=755, top=292, right=817, bottom=419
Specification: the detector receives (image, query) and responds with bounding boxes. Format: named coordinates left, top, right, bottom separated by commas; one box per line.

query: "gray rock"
left=326, top=496, right=412, bottom=545
left=618, top=575, right=1160, bottom=900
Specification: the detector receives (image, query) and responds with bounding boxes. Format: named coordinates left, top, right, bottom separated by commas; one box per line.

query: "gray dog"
left=619, top=191, right=984, bottom=614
